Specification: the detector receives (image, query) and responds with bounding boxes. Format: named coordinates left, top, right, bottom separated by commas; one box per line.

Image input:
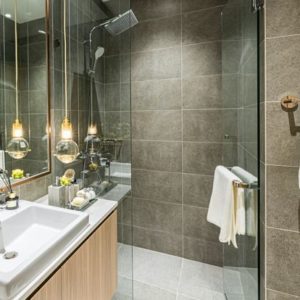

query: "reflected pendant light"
left=54, top=0, right=79, bottom=164
left=6, top=0, right=31, bottom=160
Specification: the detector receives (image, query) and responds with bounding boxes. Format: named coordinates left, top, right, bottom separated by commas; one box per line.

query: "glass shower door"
left=221, top=1, right=259, bottom=299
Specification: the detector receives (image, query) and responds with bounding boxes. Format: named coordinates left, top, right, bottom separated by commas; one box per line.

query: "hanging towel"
left=231, top=166, right=258, bottom=249
left=207, top=166, right=244, bottom=248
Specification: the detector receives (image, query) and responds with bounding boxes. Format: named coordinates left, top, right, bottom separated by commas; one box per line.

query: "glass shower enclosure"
left=221, top=0, right=259, bottom=299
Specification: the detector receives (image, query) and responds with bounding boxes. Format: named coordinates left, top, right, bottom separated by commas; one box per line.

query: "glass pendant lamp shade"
left=55, top=118, right=79, bottom=164
left=6, top=120, right=31, bottom=159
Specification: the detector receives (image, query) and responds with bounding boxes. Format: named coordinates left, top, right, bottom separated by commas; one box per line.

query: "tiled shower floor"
left=114, top=244, right=228, bottom=300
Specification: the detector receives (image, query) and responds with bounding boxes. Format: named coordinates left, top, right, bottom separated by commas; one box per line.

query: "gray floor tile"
left=179, top=258, right=224, bottom=296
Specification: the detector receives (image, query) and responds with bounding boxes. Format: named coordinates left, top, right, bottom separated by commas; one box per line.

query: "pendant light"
left=6, top=0, right=31, bottom=160
left=54, top=0, right=79, bottom=164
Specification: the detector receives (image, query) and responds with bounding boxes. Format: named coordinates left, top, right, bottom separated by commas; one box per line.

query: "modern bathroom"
left=0, top=0, right=299, bottom=299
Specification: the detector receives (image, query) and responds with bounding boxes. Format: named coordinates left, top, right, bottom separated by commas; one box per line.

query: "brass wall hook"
left=281, top=95, right=300, bottom=136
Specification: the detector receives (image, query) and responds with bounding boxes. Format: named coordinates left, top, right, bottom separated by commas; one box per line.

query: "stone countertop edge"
left=15, top=184, right=131, bottom=300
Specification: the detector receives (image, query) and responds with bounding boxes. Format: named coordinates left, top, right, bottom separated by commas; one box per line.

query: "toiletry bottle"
left=6, top=192, right=19, bottom=210
left=48, top=176, right=66, bottom=207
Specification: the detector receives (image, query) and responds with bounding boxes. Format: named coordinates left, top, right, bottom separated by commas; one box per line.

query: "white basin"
left=0, top=200, right=89, bottom=299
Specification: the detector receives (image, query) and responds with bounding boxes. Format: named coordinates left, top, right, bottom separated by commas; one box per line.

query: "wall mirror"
left=0, top=0, right=50, bottom=187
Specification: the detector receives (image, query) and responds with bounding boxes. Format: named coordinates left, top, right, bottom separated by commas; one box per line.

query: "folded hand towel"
left=207, top=166, right=244, bottom=248
left=231, top=166, right=258, bottom=249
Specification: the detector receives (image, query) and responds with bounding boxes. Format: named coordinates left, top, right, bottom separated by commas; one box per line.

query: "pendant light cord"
left=14, top=0, right=18, bottom=120
left=63, top=0, right=68, bottom=119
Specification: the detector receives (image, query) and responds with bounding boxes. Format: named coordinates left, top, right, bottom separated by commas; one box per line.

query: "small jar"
left=6, top=192, right=19, bottom=210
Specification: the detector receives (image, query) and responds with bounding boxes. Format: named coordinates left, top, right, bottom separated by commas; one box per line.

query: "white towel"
left=207, top=166, right=244, bottom=248
left=231, top=166, right=258, bottom=249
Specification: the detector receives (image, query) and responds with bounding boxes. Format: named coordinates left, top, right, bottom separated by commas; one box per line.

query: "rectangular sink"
left=0, top=200, right=89, bottom=299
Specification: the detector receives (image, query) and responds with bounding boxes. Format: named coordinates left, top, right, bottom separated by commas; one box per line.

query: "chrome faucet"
left=0, top=221, right=5, bottom=254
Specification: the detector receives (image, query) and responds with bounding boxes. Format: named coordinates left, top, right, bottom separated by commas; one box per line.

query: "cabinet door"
left=96, top=211, right=117, bottom=300
left=62, top=211, right=117, bottom=300
left=30, top=269, right=62, bottom=300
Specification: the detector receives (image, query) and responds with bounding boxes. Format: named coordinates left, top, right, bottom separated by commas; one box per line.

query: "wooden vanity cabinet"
left=30, top=211, right=117, bottom=300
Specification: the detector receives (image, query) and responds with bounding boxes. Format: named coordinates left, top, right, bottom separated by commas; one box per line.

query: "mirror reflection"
left=0, top=0, right=49, bottom=185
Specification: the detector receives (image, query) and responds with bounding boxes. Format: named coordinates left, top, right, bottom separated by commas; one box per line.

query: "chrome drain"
left=3, top=251, right=18, bottom=259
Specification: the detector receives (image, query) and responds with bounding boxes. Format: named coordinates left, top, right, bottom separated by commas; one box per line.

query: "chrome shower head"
left=104, top=9, right=138, bottom=36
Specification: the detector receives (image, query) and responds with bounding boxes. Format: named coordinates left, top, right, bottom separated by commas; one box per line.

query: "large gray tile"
left=182, top=142, right=223, bottom=175
left=133, top=198, right=182, bottom=234
left=179, top=258, right=224, bottom=296
left=266, top=0, right=300, bottom=38
left=19, top=176, right=47, bottom=201
left=182, top=0, right=227, bottom=12
left=266, top=35, right=300, bottom=103
left=266, top=102, right=300, bottom=166
left=183, top=236, right=223, bottom=267
left=133, top=280, right=177, bottom=300
left=132, top=110, right=182, bottom=141
left=183, top=74, right=238, bottom=109
left=131, top=226, right=183, bottom=256
left=104, top=84, right=120, bottom=111
left=133, top=246, right=182, bottom=292
left=267, top=166, right=300, bottom=232
left=132, top=15, right=181, bottom=52
left=132, top=47, right=181, bottom=81
left=177, top=292, right=226, bottom=300
left=132, top=79, right=181, bottom=111
left=131, top=0, right=181, bottom=21
left=182, top=173, right=213, bottom=208
left=132, top=140, right=182, bottom=172
left=183, top=205, right=219, bottom=242
left=222, top=40, right=242, bottom=74
left=132, top=169, right=182, bottom=203
left=182, top=7, right=222, bottom=45
left=105, top=56, right=120, bottom=83
left=267, top=228, right=300, bottom=297
left=183, top=110, right=237, bottom=142
left=182, top=42, right=221, bottom=78
left=267, top=289, right=300, bottom=300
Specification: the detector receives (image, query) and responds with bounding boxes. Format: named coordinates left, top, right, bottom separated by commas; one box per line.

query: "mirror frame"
left=5, top=0, right=52, bottom=189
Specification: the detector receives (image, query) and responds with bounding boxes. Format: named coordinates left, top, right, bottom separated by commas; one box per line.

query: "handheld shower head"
left=90, top=46, right=105, bottom=75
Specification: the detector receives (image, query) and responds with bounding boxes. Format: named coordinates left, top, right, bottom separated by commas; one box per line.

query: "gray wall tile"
left=183, top=109, right=237, bottom=142
left=183, top=142, right=223, bottom=175
left=183, top=173, right=213, bottom=208
left=132, top=79, right=181, bottom=111
left=266, top=0, right=300, bottom=38
left=267, top=289, right=300, bottom=300
left=132, top=169, right=182, bottom=204
left=133, top=198, right=182, bottom=234
left=183, top=237, right=223, bottom=266
left=131, top=0, right=181, bottom=21
left=182, top=7, right=222, bottom=45
left=132, top=140, right=182, bottom=172
left=132, top=110, right=182, bottom=141
left=266, top=36, right=300, bottom=102
left=182, top=0, right=227, bottom=12
left=267, top=228, right=300, bottom=297
left=131, top=225, right=183, bottom=257
left=267, top=166, right=300, bottom=232
left=183, top=205, right=219, bottom=241
left=182, top=42, right=221, bottom=77
left=132, top=15, right=181, bottom=52
left=132, top=47, right=181, bottom=81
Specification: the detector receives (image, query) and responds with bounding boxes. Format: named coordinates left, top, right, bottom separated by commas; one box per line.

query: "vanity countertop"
left=14, top=184, right=131, bottom=300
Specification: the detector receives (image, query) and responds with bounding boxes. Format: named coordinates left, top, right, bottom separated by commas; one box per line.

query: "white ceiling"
left=0, top=0, right=45, bottom=24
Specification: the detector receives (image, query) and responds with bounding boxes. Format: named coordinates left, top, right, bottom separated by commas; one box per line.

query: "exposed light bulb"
left=61, top=117, right=73, bottom=139
left=88, top=124, right=98, bottom=135
left=5, top=13, right=12, bottom=19
left=12, top=119, right=23, bottom=138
